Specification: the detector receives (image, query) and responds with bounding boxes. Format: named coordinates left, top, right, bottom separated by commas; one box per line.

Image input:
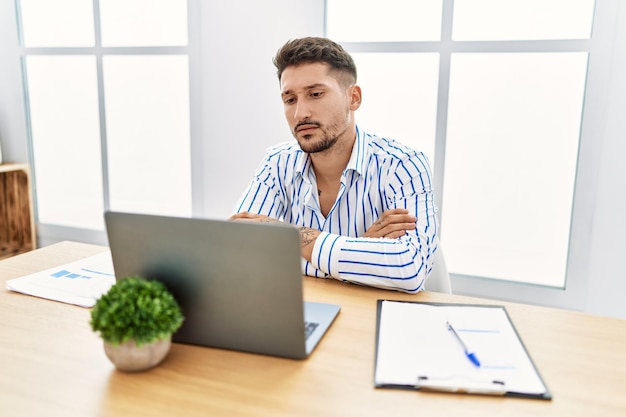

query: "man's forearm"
left=230, top=212, right=321, bottom=260
left=311, top=232, right=434, bottom=293
left=298, top=226, right=321, bottom=261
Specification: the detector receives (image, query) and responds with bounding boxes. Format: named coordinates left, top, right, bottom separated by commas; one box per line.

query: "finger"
left=381, top=208, right=409, bottom=217
left=386, top=224, right=418, bottom=238
left=376, top=209, right=407, bottom=222
left=385, top=230, right=408, bottom=239
left=364, top=222, right=416, bottom=239
left=381, top=222, right=416, bottom=235
left=376, top=214, right=417, bottom=228
left=229, top=212, right=262, bottom=221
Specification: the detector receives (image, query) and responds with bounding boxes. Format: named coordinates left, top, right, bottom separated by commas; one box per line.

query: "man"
left=230, top=37, right=438, bottom=293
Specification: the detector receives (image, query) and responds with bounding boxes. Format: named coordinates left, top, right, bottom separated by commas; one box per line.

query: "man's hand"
left=228, top=212, right=280, bottom=224
left=364, top=209, right=417, bottom=239
left=229, top=212, right=320, bottom=261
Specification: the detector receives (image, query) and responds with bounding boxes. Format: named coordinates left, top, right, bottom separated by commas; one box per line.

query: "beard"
left=293, top=112, right=351, bottom=154
left=297, top=130, right=339, bottom=153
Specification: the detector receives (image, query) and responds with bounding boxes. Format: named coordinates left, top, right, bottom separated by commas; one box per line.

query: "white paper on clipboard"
left=374, top=300, right=551, bottom=399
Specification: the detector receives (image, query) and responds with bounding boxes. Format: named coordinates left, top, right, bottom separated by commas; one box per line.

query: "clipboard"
left=374, top=300, right=552, bottom=400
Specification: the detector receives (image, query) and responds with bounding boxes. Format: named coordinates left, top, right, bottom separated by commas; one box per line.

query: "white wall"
left=584, top=1, right=626, bottom=318
left=197, top=1, right=324, bottom=219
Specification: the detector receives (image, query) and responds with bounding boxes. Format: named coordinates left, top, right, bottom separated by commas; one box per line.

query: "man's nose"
left=293, top=101, right=312, bottom=121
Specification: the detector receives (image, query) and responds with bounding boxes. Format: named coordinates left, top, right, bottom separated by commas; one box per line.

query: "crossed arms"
left=230, top=208, right=435, bottom=293
left=230, top=208, right=417, bottom=260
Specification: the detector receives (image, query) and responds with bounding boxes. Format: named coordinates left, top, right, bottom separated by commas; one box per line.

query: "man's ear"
left=349, top=85, right=362, bottom=111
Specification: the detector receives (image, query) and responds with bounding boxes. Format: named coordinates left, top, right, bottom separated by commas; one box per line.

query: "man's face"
left=280, top=62, right=357, bottom=154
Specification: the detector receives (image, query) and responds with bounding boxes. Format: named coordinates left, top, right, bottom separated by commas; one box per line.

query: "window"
left=18, top=0, right=192, bottom=233
left=327, top=0, right=595, bottom=297
left=352, top=53, right=440, bottom=164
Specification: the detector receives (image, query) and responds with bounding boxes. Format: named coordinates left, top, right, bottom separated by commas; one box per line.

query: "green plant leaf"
left=90, top=276, right=184, bottom=346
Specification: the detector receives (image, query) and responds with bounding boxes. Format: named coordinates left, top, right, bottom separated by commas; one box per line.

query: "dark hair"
left=273, top=37, right=357, bottom=86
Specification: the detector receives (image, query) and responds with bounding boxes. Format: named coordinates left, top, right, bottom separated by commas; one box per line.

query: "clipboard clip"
left=416, top=376, right=507, bottom=396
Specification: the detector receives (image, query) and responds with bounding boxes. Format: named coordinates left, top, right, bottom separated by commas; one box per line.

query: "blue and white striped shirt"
left=235, top=126, right=438, bottom=293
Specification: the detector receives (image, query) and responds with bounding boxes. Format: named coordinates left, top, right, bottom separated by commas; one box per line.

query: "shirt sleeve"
left=309, top=232, right=434, bottom=293
left=308, top=154, right=438, bottom=294
left=234, top=156, right=286, bottom=219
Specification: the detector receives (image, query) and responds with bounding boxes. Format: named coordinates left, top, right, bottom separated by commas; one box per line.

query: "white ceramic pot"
left=103, top=336, right=172, bottom=372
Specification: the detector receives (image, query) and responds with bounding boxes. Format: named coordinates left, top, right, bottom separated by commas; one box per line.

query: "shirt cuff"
left=310, top=231, right=344, bottom=277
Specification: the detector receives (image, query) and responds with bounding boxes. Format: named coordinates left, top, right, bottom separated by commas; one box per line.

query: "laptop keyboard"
left=304, top=321, right=320, bottom=340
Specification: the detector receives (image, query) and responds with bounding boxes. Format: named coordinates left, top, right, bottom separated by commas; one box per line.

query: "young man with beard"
left=230, top=37, right=438, bottom=293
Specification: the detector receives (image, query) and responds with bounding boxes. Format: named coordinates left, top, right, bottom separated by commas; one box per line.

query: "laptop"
left=104, top=211, right=340, bottom=359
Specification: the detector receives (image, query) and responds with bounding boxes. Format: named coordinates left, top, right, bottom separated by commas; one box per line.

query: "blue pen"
left=447, top=321, right=481, bottom=367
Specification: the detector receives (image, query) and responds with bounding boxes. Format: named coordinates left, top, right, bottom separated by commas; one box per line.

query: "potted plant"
left=90, top=276, right=184, bottom=372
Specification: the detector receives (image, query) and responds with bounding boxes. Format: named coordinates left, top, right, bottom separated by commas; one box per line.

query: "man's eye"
left=311, top=91, right=323, bottom=98
left=284, top=97, right=295, bottom=104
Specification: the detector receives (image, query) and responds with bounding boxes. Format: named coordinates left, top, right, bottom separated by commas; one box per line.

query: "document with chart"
left=6, top=251, right=115, bottom=307
left=374, top=300, right=551, bottom=399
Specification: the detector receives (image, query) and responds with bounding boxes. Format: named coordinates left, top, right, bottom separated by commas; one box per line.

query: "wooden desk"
left=1, top=242, right=625, bottom=417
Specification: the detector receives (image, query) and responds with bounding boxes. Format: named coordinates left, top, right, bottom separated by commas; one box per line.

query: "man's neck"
left=309, top=129, right=357, bottom=183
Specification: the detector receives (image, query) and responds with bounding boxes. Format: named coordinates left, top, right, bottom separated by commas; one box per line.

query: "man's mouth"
left=296, top=122, right=320, bottom=133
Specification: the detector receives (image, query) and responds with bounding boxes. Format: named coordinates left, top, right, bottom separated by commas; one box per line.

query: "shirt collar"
left=293, top=125, right=369, bottom=179
left=345, top=125, right=368, bottom=177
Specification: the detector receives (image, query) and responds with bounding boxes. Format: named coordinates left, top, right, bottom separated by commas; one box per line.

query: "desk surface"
left=1, top=242, right=625, bottom=417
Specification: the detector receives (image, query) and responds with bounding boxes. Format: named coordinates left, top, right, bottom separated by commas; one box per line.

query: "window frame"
left=16, top=0, right=200, bottom=246
left=326, top=0, right=612, bottom=310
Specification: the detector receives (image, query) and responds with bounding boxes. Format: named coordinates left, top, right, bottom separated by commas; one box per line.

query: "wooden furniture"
left=0, top=163, right=36, bottom=259
left=1, top=241, right=625, bottom=417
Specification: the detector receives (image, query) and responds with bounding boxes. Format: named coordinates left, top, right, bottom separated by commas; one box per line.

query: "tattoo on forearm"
left=298, top=227, right=317, bottom=247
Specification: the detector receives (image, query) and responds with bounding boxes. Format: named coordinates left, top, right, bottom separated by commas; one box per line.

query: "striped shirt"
left=235, top=126, right=438, bottom=293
